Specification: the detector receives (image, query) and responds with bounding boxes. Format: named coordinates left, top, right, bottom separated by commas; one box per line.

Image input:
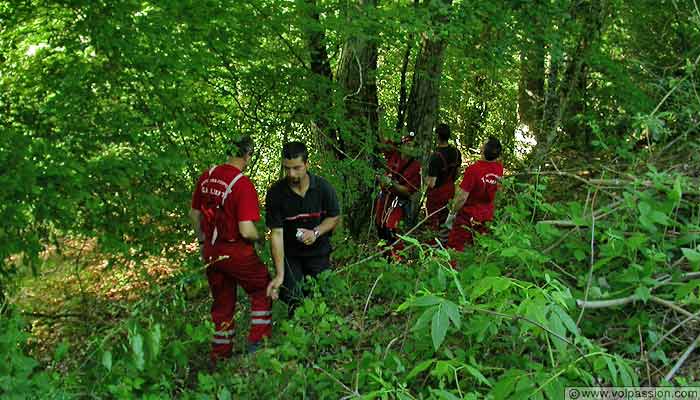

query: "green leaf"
left=431, top=389, right=460, bottom=400
left=682, top=248, right=700, bottom=268
left=464, top=364, right=492, bottom=387
left=650, top=210, right=669, bottom=225
left=670, top=176, right=683, bottom=202
left=101, top=351, right=112, bottom=372
left=412, top=306, right=438, bottom=332
left=413, top=295, right=443, bottom=307
left=148, top=323, right=162, bottom=361
left=491, top=375, right=517, bottom=400
left=432, top=360, right=452, bottom=377
left=553, top=306, right=579, bottom=335
left=54, top=341, right=69, bottom=363
left=605, top=356, right=618, bottom=386
left=618, top=359, right=635, bottom=386
left=406, top=358, right=435, bottom=381
left=431, top=305, right=449, bottom=351
left=638, top=201, right=652, bottom=217
left=635, top=286, right=651, bottom=303
left=130, top=332, right=145, bottom=371
left=217, top=386, right=232, bottom=400
left=443, top=300, right=461, bottom=328
left=542, top=377, right=565, bottom=400
left=547, top=311, right=568, bottom=353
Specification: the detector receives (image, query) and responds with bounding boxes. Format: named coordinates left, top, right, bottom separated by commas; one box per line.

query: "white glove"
left=444, top=213, right=456, bottom=230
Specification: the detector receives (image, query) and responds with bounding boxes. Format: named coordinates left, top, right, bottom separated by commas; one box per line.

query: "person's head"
left=282, top=141, right=309, bottom=186
left=436, top=123, right=450, bottom=143
left=482, top=136, right=502, bottom=161
left=227, top=135, right=254, bottom=169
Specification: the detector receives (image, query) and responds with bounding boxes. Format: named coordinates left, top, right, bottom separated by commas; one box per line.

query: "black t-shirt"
left=427, top=145, right=461, bottom=188
left=265, top=173, right=341, bottom=257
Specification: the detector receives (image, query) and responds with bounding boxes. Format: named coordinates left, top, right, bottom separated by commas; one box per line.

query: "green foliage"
left=0, top=310, right=64, bottom=399
left=1, top=0, right=699, bottom=397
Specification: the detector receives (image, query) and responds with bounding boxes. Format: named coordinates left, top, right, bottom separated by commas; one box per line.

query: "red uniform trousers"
left=204, top=245, right=271, bottom=361
left=426, top=182, right=455, bottom=230
left=447, top=212, right=490, bottom=252
left=374, top=192, right=407, bottom=255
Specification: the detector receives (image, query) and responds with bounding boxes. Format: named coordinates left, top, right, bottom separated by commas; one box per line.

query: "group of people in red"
left=189, top=126, right=503, bottom=367
left=373, top=122, right=503, bottom=258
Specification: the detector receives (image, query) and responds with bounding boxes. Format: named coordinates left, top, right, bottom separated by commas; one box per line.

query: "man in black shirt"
left=425, top=123, right=462, bottom=231
left=265, top=141, right=341, bottom=309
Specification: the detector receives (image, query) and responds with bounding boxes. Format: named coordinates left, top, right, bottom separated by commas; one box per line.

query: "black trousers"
left=280, top=254, right=331, bottom=310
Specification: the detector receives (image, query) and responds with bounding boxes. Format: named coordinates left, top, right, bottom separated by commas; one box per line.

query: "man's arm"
left=238, top=220, right=259, bottom=241
left=450, top=188, right=469, bottom=215
left=445, top=189, right=469, bottom=228
left=266, top=228, right=285, bottom=299
left=189, top=209, right=204, bottom=243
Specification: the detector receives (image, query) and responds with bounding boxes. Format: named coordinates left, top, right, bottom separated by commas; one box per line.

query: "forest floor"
left=7, top=146, right=700, bottom=398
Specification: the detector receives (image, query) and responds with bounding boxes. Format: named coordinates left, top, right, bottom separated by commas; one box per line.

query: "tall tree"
left=336, top=0, right=380, bottom=156
left=406, top=0, right=453, bottom=154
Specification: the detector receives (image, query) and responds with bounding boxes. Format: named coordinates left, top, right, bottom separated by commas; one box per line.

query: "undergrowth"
left=3, top=145, right=700, bottom=399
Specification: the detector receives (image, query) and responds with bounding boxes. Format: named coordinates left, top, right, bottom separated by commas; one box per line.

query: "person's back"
left=461, top=159, right=503, bottom=222
left=189, top=135, right=274, bottom=366
left=431, top=145, right=461, bottom=188
left=195, top=163, right=258, bottom=258
left=426, top=123, right=461, bottom=230
left=445, top=136, right=503, bottom=255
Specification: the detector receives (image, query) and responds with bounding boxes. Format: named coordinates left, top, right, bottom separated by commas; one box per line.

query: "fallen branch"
left=576, top=295, right=699, bottom=322
left=664, top=333, right=700, bottom=383
left=21, top=311, right=84, bottom=320
left=650, top=308, right=700, bottom=352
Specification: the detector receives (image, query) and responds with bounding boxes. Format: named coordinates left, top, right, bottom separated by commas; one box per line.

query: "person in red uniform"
left=446, top=136, right=503, bottom=254
left=374, top=132, right=422, bottom=258
left=425, top=123, right=462, bottom=231
left=189, top=135, right=281, bottom=364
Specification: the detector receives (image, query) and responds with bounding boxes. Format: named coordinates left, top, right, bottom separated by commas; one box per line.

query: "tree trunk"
left=532, top=0, right=605, bottom=162
left=396, top=0, right=419, bottom=133
left=518, top=23, right=545, bottom=141
left=336, top=0, right=379, bottom=157
left=300, top=0, right=339, bottom=156
left=406, top=0, right=453, bottom=154
left=335, top=0, right=380, bottom=235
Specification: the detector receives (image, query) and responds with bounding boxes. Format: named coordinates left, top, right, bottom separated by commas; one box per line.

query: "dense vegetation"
left=1, top=0, right=699, bottom=398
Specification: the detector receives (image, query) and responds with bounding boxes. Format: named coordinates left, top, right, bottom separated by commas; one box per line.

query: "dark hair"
left=436, top=123, right=451, bottom=142
left=282, top=141, right=308, bottom=162
left=227, top=135, right=254, bottom=158
left=484, top=136, right=502, bottom=161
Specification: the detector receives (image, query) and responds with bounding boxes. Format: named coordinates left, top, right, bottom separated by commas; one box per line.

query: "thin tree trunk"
left=518, top=21, right=545, bottom=140
left=336, top=0, right=380, bottom=235
left=406, top=0, right=453, bottom=153
left=396, top=0, right=419, bottom=133
left=336, top=0, right=379, bottom=156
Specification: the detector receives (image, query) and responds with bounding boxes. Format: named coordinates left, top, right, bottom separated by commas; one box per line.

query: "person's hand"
left=444, top=213, right=456, bottom=230
left=298, top=228, right=317, bottom=246
left=266, top=275, right=283, bottom=300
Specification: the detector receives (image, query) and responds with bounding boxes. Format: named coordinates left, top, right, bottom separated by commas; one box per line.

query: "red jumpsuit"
left=374, top=148, right=421, bottom=255
left=447, top=160, right=503, bottom=252
left=192, top=164, right=271, bottom=361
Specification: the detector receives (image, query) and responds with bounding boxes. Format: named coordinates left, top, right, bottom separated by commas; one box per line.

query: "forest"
left=1, top=0, right=700, bottom=398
